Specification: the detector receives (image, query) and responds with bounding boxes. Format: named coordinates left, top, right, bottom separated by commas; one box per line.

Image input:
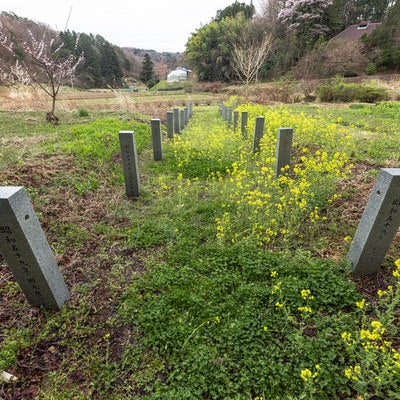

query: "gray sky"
left=1, top=0, right=260, bottom=53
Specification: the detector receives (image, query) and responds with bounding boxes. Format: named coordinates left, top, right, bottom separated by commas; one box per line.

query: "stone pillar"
left=252, top=116, right=265, bottom=153
left=184, top=106, right=189, bottom=125
left=167, top=111, right=174, bottom=140
left=151, top=119, right=163, bottom=161
left=0, top=187, right=70, bottom=310
left=233, top=111, right=239, bottom=132
left=119, top=130, right=140, bottom=198
left=227, top=108, right=233, bottom=125
left=222, top=105, right=227, bottom=121
left=274, top=128, right=293, bottom=179
left=348, top=168, right=400, bottom=275
left=241, top=111, right=248, bottom=138
left=173, top=108, right=180, bottom=134
left=179, top=109, right=185, bottom=130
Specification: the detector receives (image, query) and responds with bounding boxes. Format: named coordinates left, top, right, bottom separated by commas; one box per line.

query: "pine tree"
left=139, top=53, right=158, bottom=88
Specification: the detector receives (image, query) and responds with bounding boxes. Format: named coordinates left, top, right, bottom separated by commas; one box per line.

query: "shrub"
left=77, top=108, right=89, bottom=117
left=343, top=70, right=358, bottom=78
left=194, top=81, right=225, bottom=93
left=316, top=82, right=359, bottom=102
left=365, top=63, right=377, bottom=75
left=316, top=81, right=390, bottom=103
left=358, top=85, right=390, bottom=103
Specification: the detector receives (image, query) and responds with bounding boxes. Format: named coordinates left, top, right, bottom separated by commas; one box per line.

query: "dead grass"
left=0, top=153, right=148, bottom=398
left=0, top=86, right=220, bottom=121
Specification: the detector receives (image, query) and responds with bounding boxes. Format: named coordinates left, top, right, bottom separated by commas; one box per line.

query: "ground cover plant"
left=0, top=92, right=400, bottom=399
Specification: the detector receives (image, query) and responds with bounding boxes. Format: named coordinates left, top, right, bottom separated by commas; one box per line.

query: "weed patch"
left=1, top=103, right=400, bottom=399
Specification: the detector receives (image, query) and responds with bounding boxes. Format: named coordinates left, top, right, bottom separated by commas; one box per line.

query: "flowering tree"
left=0, top=21, right=83, bottom=123
left=278, top=0, right=333, bottom=39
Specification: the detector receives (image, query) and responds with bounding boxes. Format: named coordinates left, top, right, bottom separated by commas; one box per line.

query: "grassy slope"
left=0, top=101, right=399, bottom=399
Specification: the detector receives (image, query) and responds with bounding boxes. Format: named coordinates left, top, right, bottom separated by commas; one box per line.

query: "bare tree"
left=231, top=32, right=272, bottom=92
left=0, top=21, right=83, bottom=123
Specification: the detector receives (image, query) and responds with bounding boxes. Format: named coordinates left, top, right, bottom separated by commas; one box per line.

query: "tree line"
left=184, top=0, right=399, bottom=82
left=1, top=1, right=399, bottom=94
left=0, top=12, right=179, bottom=90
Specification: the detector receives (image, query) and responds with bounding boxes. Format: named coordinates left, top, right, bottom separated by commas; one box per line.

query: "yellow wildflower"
left=371, top=320, right=383, bottom=330
left=356, top=299, right=366, bottom=309
left=300, top=369, right=312, bottom=381
left=298, top=306, right=312, bottom=314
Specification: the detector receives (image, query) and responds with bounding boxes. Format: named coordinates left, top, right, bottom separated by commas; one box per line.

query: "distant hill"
left=0, top=12, right=182, bottom=88
left=123, top=48, right=181, bottom=66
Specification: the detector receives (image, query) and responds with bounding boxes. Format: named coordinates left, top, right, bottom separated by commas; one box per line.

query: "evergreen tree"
left=363, top=1, right=400, bottom=69
left=185, top=13, right=246, bottom=82
left=98, top=37, right=123, bottom=87
left=215, top=1, right=255, bottom=21
left=76, top=33, right=102, bottom=88
left=139, top=53, right=158, bottom=88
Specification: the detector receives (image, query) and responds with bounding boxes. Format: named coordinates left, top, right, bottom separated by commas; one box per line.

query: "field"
left=0, top=85, right=400, bottom=399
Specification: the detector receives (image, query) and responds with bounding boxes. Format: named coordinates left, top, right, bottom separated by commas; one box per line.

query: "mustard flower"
left=300, top=369, right=312, bottom=381
left=301, top=289, right=314, bottom=300
left=298, top=306, right=312, bottom=314
left=356, top=299, right=366, bottom=309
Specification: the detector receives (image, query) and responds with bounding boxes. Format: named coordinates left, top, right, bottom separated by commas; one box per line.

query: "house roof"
left=331, top=22, right=381, bottom=42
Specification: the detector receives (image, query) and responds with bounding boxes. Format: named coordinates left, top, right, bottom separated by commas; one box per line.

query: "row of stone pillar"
left=1, top=104, right=399, bottom=310
left=219, top=105, right=294, bottom=180
left=167, top=102, right=193, bottom=138
left=218, top=102, right=400, bottom=276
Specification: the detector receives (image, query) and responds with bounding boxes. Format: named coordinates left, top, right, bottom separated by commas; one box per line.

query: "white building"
left=167, top=67, right=190, bottom=82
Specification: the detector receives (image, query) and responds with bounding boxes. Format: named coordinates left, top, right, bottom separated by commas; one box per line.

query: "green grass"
left=0, top=101, right=399, bottom=399
left=288, top=101, right=400, bottom=165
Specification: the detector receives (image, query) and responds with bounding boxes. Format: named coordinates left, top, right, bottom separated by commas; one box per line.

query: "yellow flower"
left=301, top=289, right=311, bottom=299
left=298, top=306, right=312, bottom=314
left=263, top=326, right=268, bottom=332
left=300, top=289, right=314, bottom=300
left=270, top=271, right=278, bottom=278
left=300, top=366, right=319, bottom=382
left=344, top=235, right=352, bottom=243
left=341, top=332, right=354, bottom=345
left=345, top=365, right=361, bottom=381
left=275, top=302, right=283, bottom=308
left=300, top=369, right=312, bottom=381
left=371, top=320, right=382, bottom=330
left=356, top=299, right=366, bottom=309
left=215, top=316, right=221, bottom=324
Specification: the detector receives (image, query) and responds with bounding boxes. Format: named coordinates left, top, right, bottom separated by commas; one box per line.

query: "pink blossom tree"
left=278, top=0, right=333, bottom=39
left=0, top=21, right=83, bottom=123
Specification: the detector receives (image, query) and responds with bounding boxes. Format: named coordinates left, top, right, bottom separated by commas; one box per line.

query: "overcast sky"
left=1, top=0, right=261, bottom=53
